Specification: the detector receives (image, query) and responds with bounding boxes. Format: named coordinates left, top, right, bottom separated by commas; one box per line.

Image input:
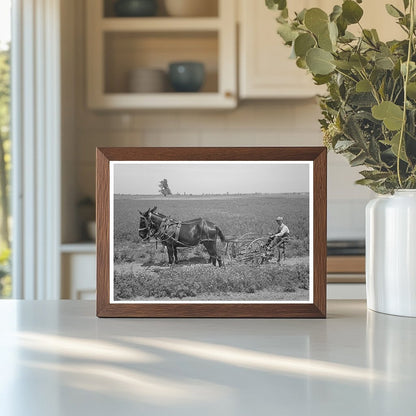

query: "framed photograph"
left=96, top=147, right=327, bottom=318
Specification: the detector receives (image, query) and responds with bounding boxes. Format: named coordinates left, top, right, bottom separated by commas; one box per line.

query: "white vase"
left=366, top=190, right=416, bottom=317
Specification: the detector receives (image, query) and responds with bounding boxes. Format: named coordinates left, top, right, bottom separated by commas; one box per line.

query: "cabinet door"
left=239, top=0, right=325, bottom=99
left=239, top=0, right=404, bottom=99
left=62, top=253, right=96, bottom=300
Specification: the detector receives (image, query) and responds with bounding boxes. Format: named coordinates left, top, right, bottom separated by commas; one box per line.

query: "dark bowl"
left=168, top=62, right=205, bottom=93
left=114, top=0, right=158, bottom=17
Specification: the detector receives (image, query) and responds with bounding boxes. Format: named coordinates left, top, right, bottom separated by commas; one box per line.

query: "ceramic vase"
left=366, top=190, right=416, bottom=317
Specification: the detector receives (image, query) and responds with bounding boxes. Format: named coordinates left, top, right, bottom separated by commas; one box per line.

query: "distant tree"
left=158, top=179, right=172, bottom=197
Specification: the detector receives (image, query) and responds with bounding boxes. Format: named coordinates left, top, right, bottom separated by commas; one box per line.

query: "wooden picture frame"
left=96, top=147, right=327, bottom=318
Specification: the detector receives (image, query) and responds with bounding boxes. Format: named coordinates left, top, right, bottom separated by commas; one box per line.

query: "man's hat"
left=276, top=217, right=283, bottom=221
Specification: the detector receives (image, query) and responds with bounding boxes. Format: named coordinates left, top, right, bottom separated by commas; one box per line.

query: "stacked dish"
left=128, top=68, right=167, bottom=93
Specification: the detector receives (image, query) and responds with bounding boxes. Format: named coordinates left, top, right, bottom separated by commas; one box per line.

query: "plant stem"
left=359, top=69, right=381, bottom=104
left=334, top=68, right=358, bottom=84
left=397, top=0, right=415, bottom=188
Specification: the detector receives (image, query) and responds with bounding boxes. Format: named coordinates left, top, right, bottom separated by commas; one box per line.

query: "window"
left=0, top=0, right=11, bottom=298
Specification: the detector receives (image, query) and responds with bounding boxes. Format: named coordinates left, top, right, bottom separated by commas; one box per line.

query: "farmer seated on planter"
left=265, top=217, right=290, bottom=250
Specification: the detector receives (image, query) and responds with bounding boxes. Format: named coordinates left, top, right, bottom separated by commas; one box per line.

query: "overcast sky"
left=113, top=162, right=310, bottom=195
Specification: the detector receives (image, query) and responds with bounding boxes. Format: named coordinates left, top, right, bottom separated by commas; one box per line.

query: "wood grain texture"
left=96, top=147, right=327, bottom=318
left=327, top=256, right=365, bottom=274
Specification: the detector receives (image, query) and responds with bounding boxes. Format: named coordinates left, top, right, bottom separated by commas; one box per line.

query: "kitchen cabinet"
left=238, top=0, right=404, bottom=99
left=61, top=245, right=96, bottom=300
left=86, top=0, right=237, bottom=109
left=239, top=0, right=325, bottom=99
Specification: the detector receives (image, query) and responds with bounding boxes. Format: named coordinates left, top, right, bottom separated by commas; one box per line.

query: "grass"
left=114, top=262, right=309, bottom=301
left=113, top=194, right=310, bottom=301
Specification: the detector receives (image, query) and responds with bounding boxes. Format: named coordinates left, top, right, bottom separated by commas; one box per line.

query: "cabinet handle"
left=225, top=91, right=234, bottom=99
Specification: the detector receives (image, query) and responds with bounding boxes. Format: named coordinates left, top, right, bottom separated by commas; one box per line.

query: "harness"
left=141, top=212, right=216, bottom=247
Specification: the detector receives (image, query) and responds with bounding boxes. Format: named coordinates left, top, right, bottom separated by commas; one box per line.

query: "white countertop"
left=0, top=300, right=415, bottom=415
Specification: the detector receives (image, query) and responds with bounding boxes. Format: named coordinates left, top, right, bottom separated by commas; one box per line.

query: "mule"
left=138, top=207, right=225, bottom=266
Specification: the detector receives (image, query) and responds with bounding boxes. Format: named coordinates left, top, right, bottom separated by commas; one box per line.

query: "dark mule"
left=138, top=207, right=225, bottom=266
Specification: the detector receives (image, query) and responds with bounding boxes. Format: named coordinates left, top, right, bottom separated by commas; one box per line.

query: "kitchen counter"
left=0, top=300, right=415, bottom=415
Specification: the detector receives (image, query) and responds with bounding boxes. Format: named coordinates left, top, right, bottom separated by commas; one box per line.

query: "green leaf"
left=318, top=27, right=334, bottom=52
left=336, top=15, right=348, bottom=36
left=304, top=8, right=329, bottom=35
left=355, top=178, right=377, bottom=186
left=342, top=0, right=364, bottom=24
left=333, top=60, right=353, bottom=70
left=403, top=0, right=410, bottom=10
left=348, top=92, right=377, bottom=107
left=276, top=14, right=287, bottom=24
left=339, top=31, right=356, bottom=43
left=371, top=29, right=380, bottom=42
left=277, top=23, right=298, bottom=43
left=344, top=114, right=367, bottom=147
left=330, top=5, right=342, bottom=22
left=381, top=132, right=408, bottom=162
left=296, top=57, right=308, bottom=69
left=407, top=82, right=416, bottom=99
left=363, top=29, right=376, bottom=46
left=401, top=61, right=416, bottom=76
left=334, top=139, right=355, bottom=152
left=294, top=33, right=316, bottom=58
left=378, top=77, right=386, bottom=100
left=306, top=48, right=335, bottom=75
left=360, top=170, right=391, bottom=181
left=356, top=79, right=372, bottom=92
left=296, top=8, right=307, bottom=23
left=313, top=74, right=332, bottom=85
left=369, top=136, right=382, bottom=163
left=375, top=55, right=395, bottom=70
left=350, top=54, right=368, bottom=70
left=266, top=0, right=287, bottom=11
left=328, top=21, right=338, bottom=44
left=350, top=151, right=367, bottom=167
left=372, top=101, right=404, bottom=131
left=385, top=4, right=404, bottom=18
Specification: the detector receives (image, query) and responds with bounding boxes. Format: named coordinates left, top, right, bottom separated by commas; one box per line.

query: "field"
left=113, top=194, right=310, bottom=302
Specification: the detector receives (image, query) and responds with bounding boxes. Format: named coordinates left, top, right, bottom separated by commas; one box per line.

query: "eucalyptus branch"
left=359, top=69, right=381, bottom=104
left=393, top=85, right=404, bottom=103
left=334, top=68, right=358, bottom=84
left=397, top=0, right=415, bottom=188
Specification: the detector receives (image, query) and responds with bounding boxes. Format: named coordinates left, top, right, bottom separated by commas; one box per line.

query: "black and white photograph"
left=110, top=161, right=313, bottom=303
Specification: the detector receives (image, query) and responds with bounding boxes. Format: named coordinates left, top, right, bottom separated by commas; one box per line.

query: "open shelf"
left=87, top=0, right=236, bottom=109
left=91, top=93, right=234, bottom=109
left=104, top=31, right=218, bottom=94
left=104, top=0, right=219, bottom=18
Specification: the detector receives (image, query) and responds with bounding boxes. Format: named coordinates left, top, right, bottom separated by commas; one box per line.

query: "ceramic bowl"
left=114, top=0, right=158, bottom=17
left=168, top=62, right=205, bottom=92
left=128, top=68, right=167, bottom=93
